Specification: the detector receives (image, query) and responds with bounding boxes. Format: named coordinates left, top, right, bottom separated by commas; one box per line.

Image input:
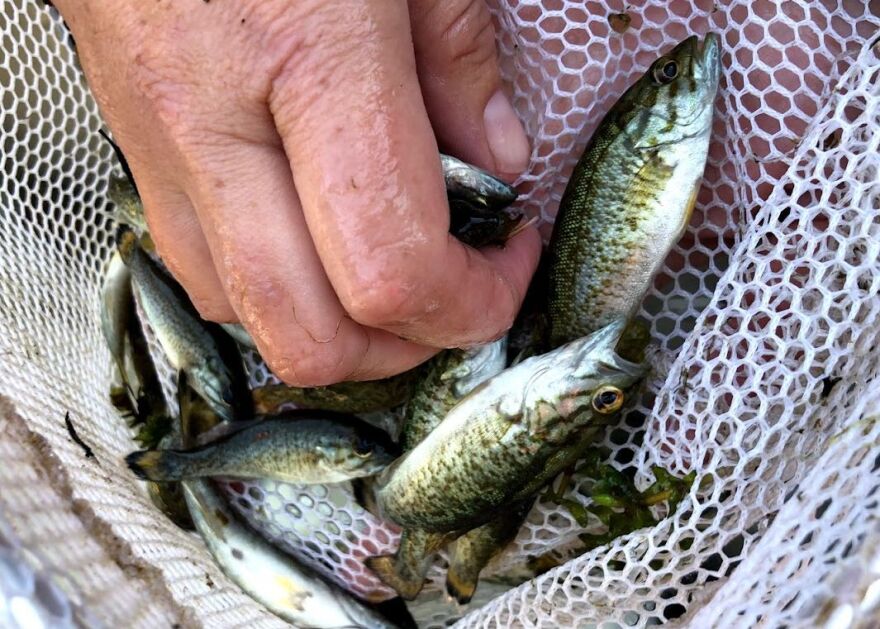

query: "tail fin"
left=445, top=568, right=477, bottom=605
left=364, top=555, right=425, bottom=601
left=116, top=225, right=139, bottom=263
left=125, top=449, right=185, bottom=481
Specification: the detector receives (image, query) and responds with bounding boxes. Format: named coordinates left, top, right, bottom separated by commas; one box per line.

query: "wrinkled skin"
left=54, top=0, right=540, bottom=389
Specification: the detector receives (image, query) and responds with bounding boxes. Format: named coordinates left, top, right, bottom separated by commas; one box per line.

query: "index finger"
left=269, top=0, right=541, bottom=348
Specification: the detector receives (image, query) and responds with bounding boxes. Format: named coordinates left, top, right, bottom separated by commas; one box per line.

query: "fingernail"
left=483, top=90, right=530, bottom=178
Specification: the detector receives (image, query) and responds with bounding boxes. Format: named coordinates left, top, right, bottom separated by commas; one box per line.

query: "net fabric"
left=0, top=1, right=878, bottom=628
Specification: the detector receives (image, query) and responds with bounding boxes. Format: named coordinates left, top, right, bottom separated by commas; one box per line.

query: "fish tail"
left=364, top=555, right=425, bottom=601
left=445, top=567, right=478, bottom=605
left=125, top=449, right=187, bottom=481
left=116, top=225, right=139, bottom=263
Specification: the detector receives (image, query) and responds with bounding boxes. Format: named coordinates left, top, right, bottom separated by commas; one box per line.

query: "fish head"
left=571, top=319, right=647, bottom=416
left=192, top=359, right=236, bottom=422
left=449, top=338, right=508, bottom=399
left=328, top=420, right=401, bottom=479
left=615, top=33, right=722, bottom=151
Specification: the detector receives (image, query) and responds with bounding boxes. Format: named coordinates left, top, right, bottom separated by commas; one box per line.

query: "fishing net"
left=1, top=0, right=879, bottom=626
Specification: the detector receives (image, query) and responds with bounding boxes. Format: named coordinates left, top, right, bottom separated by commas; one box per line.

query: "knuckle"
left=436, top=0, right=497, bottom=69
left=267, top=343, right=348, bottom=388
left=264, top=9, right=359, bottom=124
left=192, top=296, right=236, bottom=323
left=342, top=272, right=425, bottom=329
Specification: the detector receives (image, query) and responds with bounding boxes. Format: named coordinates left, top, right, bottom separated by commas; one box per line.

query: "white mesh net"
left=1, top=0, right=879, bottom=627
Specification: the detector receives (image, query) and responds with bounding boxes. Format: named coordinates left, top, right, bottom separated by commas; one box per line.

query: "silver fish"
left=441, top=154, right=517, bottom=209
left=100, top=250, right=133, bottom=391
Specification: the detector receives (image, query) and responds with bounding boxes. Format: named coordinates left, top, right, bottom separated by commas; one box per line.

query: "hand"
left=55, top=0, right=541, bottom=386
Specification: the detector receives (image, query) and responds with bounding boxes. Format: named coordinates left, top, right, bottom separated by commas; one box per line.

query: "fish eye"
left=353, top=437, right=373, bottom=459
left=592, top=385, right=624, bottom=415
left=653, top=59, right=678, bottom=85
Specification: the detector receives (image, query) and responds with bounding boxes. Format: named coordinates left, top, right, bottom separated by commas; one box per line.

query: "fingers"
left=181, top=140, right=437, bottom=386
left=408, top=0, right=530, bottom=178
left=269, top=0, right=540, bottom=349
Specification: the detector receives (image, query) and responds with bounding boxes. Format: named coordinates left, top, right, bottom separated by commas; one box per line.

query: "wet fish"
left=146, top=451, right=194, bottom=530
left=126, top=411, right=399, bottom=484
left=401, top=341, right=508, bottom=451
left=449, top=199, right=522, bottom=249
left=107, top=174, right=148, bottom=233
left=445, top=498, right=534, bottom=604
left=220, top=322, right=257, bottom=350
left=252, top=370, right=421, bottom=416
left=441, top=153, right=517, bottom=210
left=100, top=251, right=133, bottom=392
left=116, top=226, right=248, bottom=421
left=377, top=319, right=645, bottom=533
left=173, top=379, right=399, bottom=628
left=367, top=341, right=507, bottom=599
left=547, top=33, right=722, bottom=345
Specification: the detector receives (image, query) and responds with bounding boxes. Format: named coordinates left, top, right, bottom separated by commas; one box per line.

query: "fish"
left=441, top=153, right=518, bottom=210
left=100, top=250, right=134, bottom=394
left=173, top=377, right=401, bottom=628
left=252, top=369, right=421, bottom=416
left=448, top=199, right=522, bottom=249
left=182, top=480, right=400, bottom=628
left=445, top=497, right=534, bottom=604
left=547, top=33, right=722, bottom=345
left=107, top=174, right=149, bottom=233
left=126, top=410, right=400, bottom=484
left=376, top=319, right=645, bottom=533
left=116, top=226, right=249, bottom=421
left=146, top=463, right=194, bottom=531
left=367, top=341, right=507, bottom=599
left=401, top=340, right=508, bottom=451
left=220, top=322, right=257, bottom=350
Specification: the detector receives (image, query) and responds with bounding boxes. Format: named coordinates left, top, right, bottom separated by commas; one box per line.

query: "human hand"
left=55, top=0, right=541, bottom=386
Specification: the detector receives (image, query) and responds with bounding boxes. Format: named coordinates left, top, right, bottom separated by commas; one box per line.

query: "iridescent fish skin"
left=100, top=250, right=133, bottom=390
left=107, top=174, right=148, bottom=232
left=126, top=411, right=399, bottom=484
left=367, top=340, right=507, bottom=599
left=547, top=34, right=722, bottom=345
left=441, top=154, right=517, bottom=210
left=117, top=227, right=241, bottom=421
left=377, top=319, right=645, bottom=533
left=401, top=340, right=507, bottom=451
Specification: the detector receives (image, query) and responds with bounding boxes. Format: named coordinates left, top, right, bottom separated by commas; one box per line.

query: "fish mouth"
left=695, top=32, right=722, bottom=88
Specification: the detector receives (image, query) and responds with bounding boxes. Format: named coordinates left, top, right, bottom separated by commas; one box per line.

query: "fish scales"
left=377, top=321, right=645, bottom=533
left=548, top=34, right=722, bottom=345
left=367, top=341, right=507, bottom=599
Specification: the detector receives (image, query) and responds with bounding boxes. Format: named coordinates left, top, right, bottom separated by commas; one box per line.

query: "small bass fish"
left=170, top=373, right=402, bottom=629
left=183, top=479, right=400, bottom=628
left=377, top=319, right=645, bottom=533
left=117, top=226, right=247, bottom=421
left=547, top=33, right=722, bottom=345
left=126, top=411, right=399, bottom=484
left=367, top=341, right=507, bottom=599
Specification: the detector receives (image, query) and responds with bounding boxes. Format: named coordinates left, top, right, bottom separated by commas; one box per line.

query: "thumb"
left=409, top=0, right=530, bottom=179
